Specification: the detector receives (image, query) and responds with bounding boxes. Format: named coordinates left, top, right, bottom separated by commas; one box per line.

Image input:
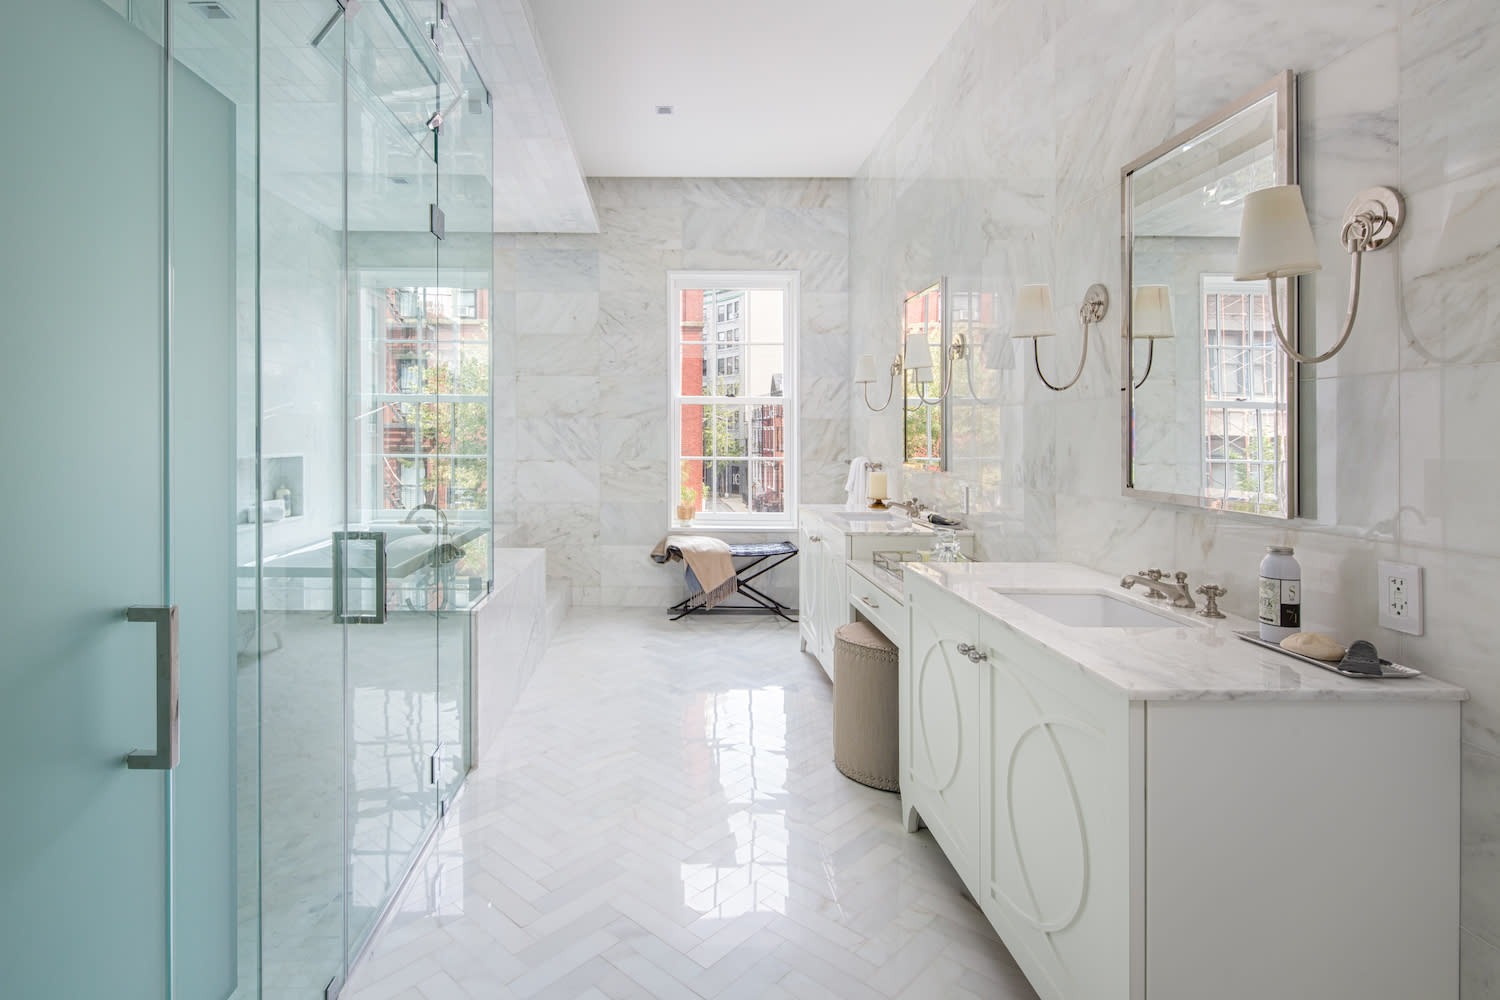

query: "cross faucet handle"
left=1143, top=568, right=1165, bottom=581
left=1195, top=584, right=1227, bottom=619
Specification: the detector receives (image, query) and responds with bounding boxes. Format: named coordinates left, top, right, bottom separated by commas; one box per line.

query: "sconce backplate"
left=1342, top=186, right=1405, bottom=252
left=1080, top=283, right=1109, bottom=325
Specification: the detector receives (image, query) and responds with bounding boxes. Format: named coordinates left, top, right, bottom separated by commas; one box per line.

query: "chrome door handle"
left=125, top=605, right=179, bottom=770
left=333, top=530, right=388, bottom=624
left=955, top=641, right=987, bottom=663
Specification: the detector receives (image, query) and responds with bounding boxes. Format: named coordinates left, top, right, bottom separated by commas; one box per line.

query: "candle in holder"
left=868, top=470, right=888, bottom=503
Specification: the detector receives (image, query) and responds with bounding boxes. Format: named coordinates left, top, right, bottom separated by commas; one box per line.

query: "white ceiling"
left=526, top=0, right=978, bottom=178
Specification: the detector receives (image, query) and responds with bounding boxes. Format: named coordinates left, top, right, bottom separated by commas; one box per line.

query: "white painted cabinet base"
left=901, top=573, right=1461, bottom=1000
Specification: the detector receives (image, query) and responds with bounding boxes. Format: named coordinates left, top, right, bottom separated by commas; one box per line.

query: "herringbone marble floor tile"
left=342, top=610, right=1039, bottom=1000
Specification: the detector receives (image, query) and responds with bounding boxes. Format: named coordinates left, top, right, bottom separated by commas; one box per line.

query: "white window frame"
left=668, top=271, right=799, bottom=532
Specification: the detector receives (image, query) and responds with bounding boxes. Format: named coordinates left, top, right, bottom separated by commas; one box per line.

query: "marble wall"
left=497, top=177, right=851, bottom=607
left=848, top=0, right=1500, bottom=989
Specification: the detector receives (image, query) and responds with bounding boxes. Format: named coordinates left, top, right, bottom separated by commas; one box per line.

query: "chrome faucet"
left=1120, top=568, right=1196, bottom=610
left=890, top=497, right=929, bottom=518
left=404, top=502, right=449, bottom=536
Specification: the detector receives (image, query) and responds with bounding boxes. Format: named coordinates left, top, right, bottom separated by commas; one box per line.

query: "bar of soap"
left=1280, top=632, right=1346, bottom=662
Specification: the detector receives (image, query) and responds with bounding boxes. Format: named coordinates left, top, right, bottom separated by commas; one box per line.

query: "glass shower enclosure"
left=0, top=0, right=494, bottom=997
left=259, top=0, right=495, bottom=994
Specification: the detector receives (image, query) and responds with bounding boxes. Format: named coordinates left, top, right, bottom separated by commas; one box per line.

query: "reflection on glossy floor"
left=342, top=610, right=1038, bottom=999
left=244, top=606, right=466, bottom=999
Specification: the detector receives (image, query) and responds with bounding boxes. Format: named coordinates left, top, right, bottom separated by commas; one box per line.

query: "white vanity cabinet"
left=902, top=582, right=986, bottom=886
left=978, top=616, right=1139, bottom=1000
left=796, top=506, right=971, bottom=681
left=902, top=565, right=1464, bottom=1000
left=796, top=521, right=830, bottom=663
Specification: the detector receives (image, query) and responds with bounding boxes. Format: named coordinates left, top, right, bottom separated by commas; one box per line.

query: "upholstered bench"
left=661, top=540, right=798, bottom=622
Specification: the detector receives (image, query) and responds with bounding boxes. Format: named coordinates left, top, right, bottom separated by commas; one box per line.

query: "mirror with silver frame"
left=903, top=279, right=947, bottom=471
left=1122, top=70, right=1298, bottom=518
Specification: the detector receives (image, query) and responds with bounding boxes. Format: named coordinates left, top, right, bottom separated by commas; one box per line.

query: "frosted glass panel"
left=0, top=1, right=169, bottom=996
left=169, top=8, right=251, bottom=990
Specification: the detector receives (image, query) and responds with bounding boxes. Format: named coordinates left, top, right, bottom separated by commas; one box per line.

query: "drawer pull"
left=808, top=535, right=821, bottom=542
left=955, top=642, right=987, bottom=663
left=859, top=594, right=879, bottom=609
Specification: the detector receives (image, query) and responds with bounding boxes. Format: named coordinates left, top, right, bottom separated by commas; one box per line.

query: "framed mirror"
left=1122, top=70, right=1298, bottom=518
left=903, top=279, right=946, bottom=471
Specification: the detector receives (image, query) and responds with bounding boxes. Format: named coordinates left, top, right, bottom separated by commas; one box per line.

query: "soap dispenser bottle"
left=1258, top=546, right=1301, bottom=642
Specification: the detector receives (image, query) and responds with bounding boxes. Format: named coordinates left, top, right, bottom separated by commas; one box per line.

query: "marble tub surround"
left=496, top=178, right=851, bottom=608
left=848, top=0, right=1500, bottom=978
left=908, top=561, right=1465, bottom=703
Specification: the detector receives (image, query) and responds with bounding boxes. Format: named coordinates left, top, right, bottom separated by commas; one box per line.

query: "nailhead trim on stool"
left=832, top=621, right=899, bottom=792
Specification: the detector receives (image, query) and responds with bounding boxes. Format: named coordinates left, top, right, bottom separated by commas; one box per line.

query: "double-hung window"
left=670, top=272, right=798, bottom=530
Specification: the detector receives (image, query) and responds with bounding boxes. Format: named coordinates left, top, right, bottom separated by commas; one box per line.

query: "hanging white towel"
left=844, top=456, right=870, bottom=511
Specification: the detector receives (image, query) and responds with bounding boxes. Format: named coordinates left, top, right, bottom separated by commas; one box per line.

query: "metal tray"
left=872, top=550, right=925, bottom=576
left=1233, top=630, right=1422, bottom=679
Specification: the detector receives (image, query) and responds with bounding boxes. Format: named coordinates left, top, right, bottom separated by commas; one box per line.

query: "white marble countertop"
left=906, top=561, right=1468, bottom=703
left=801, top=503, right=972, bottom=537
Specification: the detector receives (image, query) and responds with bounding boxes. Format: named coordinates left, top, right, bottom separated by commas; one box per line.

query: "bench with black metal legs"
left=666, top=541, right=799, bottom=622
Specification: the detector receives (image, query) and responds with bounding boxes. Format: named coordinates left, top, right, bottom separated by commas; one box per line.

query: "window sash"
left=669, top=272, right=798, bottom=527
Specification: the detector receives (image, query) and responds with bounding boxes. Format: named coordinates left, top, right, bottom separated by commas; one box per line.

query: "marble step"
left=545, top=580, right=571, bottom=640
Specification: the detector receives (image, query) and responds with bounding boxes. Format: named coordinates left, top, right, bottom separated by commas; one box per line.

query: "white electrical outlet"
left=1377, top=560, right=1424, bottom=635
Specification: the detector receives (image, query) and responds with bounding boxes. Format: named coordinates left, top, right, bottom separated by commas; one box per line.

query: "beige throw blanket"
left=650, top=535, right=737, bottom=609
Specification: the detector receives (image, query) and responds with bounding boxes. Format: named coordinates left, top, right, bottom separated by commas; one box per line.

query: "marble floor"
left=341, top=609, right=1039, bottom=999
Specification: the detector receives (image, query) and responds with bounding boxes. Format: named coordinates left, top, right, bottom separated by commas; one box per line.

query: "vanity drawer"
left=847, top=567, right=904, bottom=647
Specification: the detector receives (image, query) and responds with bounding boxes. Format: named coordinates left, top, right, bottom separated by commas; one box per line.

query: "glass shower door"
left=343, top=0, right=445, bottom=959
left=0, top=1, right=245, bottom=996
left=434, top=9, right=494, bottom=809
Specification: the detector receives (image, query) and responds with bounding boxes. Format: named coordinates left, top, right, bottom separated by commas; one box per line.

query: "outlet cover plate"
left=1378, top=560, right=1423, bottom=636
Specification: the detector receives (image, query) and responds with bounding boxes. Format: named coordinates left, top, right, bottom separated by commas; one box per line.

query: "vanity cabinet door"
left=818, top=532, right=849, bottom=667
left=979, top=618, right=1139, bottom=1000
left=903, top=580, right=984, bottom=885
left=798, top=521, right=823, bottom=661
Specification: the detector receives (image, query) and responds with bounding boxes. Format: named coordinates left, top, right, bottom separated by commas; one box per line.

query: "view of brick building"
left=676, top=287, right=786, bottom=515
left=372, top=285, right=491, bottom=514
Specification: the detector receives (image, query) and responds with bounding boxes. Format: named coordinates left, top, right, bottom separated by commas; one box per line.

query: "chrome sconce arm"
left=912, top=333, right=974, bottom=405
left=1130, top=340, right=1156, bottom=390
left=1237, top=185, right=1404, bottom=366
left=858, top=354, right=903, bottom=412
left=1019, top=284, right=1109, bottom=392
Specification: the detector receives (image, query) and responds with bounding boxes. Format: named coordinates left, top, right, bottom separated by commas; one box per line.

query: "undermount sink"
left=837, top=510, right=908, bottom=522
left=991, top=589, right=1186, bottom=628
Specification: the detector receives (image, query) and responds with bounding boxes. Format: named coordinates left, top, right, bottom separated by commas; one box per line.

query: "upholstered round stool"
left=832, top=621, right=899, bottom=792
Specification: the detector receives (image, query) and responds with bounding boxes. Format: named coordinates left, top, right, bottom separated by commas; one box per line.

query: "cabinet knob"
left=955, top=642, right=987, bottom=663
left=808, top=535, right=821, bottom=542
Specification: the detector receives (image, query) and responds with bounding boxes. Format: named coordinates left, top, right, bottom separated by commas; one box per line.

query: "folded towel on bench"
left=650, top=535, right=737, bottom=609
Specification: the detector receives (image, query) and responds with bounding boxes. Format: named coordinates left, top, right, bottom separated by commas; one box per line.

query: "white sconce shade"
left=903, top=332, right=930, bottom=368
left=1012, top=284, right=1056, bottom=338
left=854, top=353, right=876, bottom=384
left=1234, top=185, right=1322, bottom=280
left=1131, top=285, right=1175, bottom=339
left=904, top=333, right=933, bottom=381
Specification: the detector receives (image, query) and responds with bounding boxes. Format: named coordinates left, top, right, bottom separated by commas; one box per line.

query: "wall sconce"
left=1128, top=284, right=1174, bottom=389
left=907, top=331, right=970, bottom=406
left=855, top=332, right=971, bottom=410
left=1012, top=283, right=1109, bottom=391
left=855, top=351, right=901, bottom=411
left=1234, top=183, right=1405, bottom=364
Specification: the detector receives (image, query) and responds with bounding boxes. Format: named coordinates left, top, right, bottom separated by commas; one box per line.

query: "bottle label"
left=1258, top=577, right=1300, bottom=628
